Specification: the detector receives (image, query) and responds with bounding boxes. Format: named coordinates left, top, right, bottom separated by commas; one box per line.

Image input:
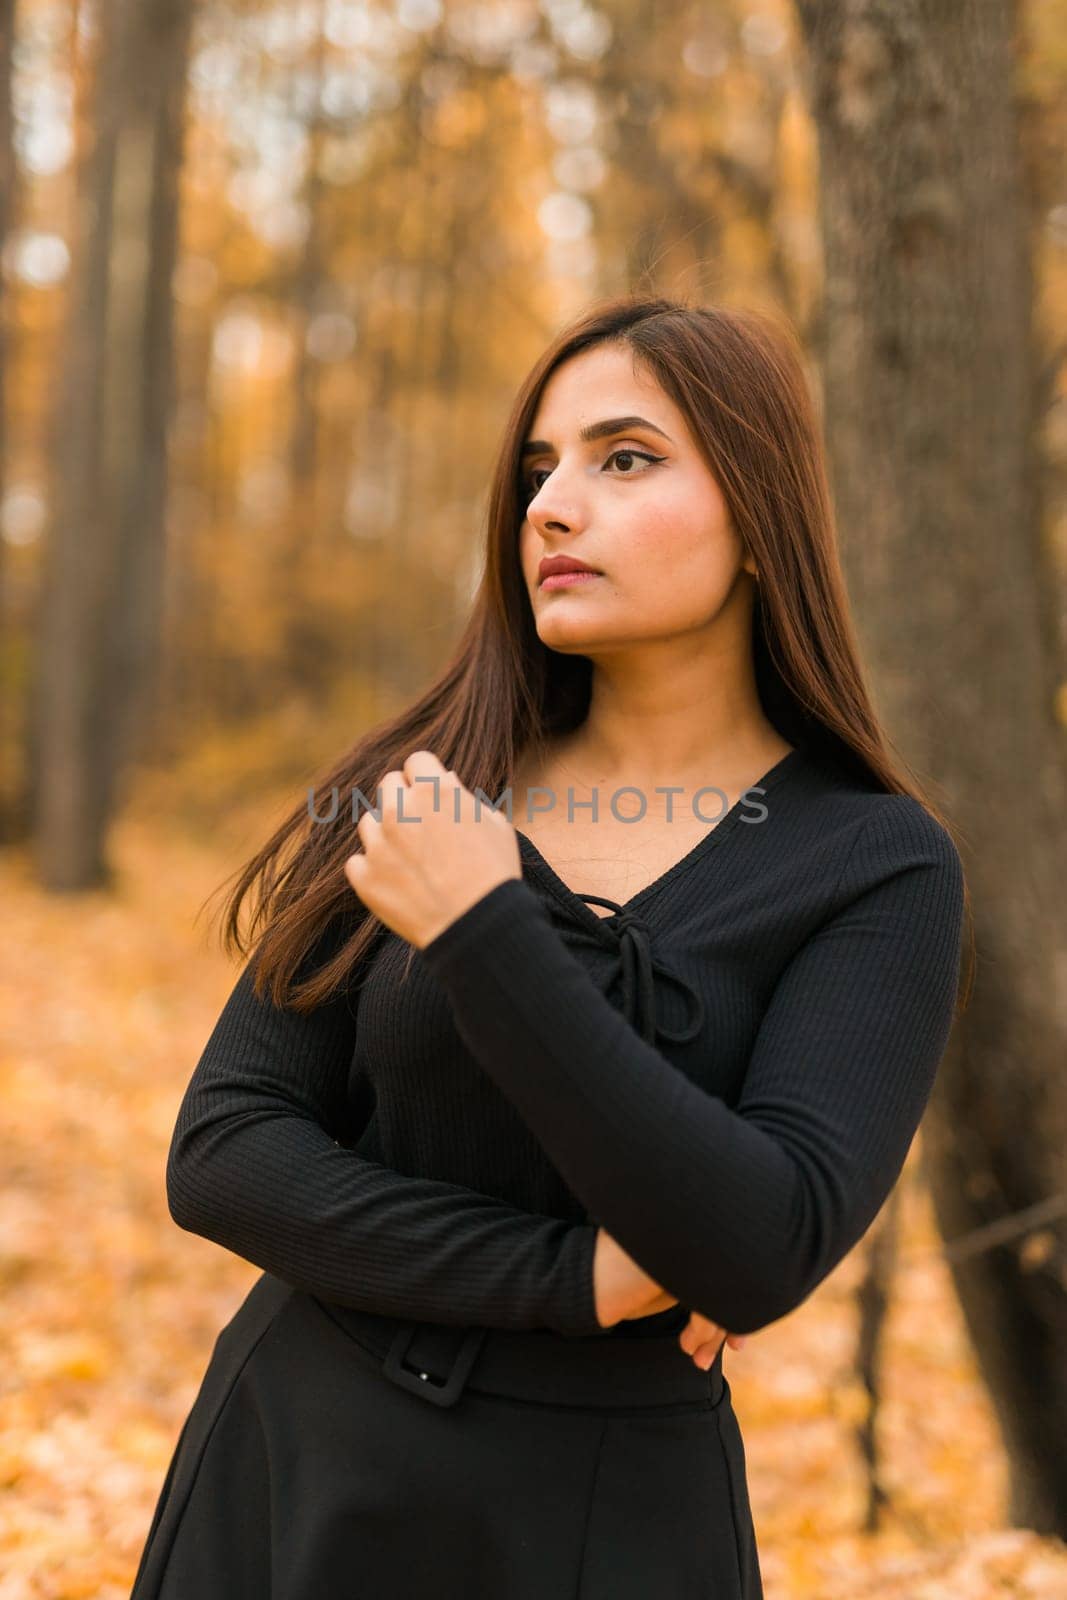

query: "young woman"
left=130, top=296, right=971, bottom=1599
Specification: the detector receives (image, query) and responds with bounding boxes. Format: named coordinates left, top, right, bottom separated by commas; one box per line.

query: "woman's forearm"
left=168, top=1103, right=603, bottom=1335
left=168, top=952, right=604, bottom=1336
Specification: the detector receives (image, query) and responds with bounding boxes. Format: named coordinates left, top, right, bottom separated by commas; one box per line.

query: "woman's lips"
left=540, top=570, right=601, bottom=590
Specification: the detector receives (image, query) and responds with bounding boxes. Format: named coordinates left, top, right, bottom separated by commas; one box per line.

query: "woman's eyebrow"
left=520, top=415, right=673, bottom=456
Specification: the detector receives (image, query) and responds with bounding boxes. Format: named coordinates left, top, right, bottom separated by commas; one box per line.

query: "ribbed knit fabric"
left=166, top=746, right=964, bottom=1342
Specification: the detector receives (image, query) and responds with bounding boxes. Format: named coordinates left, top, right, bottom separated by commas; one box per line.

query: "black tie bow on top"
left=573, top=893, right=705, bottom=1047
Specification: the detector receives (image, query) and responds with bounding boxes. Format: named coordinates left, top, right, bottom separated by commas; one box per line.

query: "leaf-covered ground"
left=2, top=797, right=1065, bottom=1599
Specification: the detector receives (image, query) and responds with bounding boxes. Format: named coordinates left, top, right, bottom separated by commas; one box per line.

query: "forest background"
left=1, top=1, right=1066, bottom=1595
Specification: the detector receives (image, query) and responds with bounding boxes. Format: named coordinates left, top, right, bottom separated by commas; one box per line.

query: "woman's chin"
left=537, top=622, right=606, bottom=654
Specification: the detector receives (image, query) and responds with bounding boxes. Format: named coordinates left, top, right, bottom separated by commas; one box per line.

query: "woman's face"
left=517, top=342, right=756, bottom=655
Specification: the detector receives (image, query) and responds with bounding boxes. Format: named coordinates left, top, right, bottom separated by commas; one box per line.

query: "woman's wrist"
left=592, top=1226, right=677, bottom=1326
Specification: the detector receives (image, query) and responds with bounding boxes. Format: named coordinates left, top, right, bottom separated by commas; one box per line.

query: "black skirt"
left=129, top=1272, right=763, bottom=1598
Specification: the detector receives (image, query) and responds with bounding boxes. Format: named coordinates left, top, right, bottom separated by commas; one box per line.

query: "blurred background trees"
left=29, top=0, right=194, bottom=887
left=0, top=0, right=842, bottom=867
left=2, top=0, right=1066, bottom=1583
left=4, top=1, right=1061, bottom=873
left=796, top=0, right=1067, bottom=1536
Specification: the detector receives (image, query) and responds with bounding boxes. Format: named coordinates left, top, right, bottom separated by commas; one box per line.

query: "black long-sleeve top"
left=166, top=746, right=965, bottom=1340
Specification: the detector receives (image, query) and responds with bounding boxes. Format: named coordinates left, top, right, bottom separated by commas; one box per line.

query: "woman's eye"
left=524, top=448, right=665, bottom=498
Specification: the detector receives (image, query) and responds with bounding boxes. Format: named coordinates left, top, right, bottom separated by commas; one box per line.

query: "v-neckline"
left=515, top=746, right=804, bottom=929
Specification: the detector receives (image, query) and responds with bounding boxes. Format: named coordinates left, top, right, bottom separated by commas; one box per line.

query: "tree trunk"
left=28, top=0, right=121, bottom=888
left=103, top=0, right=194, bottom=778
left=28, top=0, right=193, bottom=888
left=795, top=0, right=1067, bottom=1535
left=0, top=0, right=17, bottom=842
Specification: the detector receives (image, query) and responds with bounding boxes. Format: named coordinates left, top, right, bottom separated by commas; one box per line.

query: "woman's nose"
left=527, top=477, right=586, bottom=533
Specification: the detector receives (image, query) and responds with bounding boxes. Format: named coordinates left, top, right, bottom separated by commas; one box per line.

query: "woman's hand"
left=593, top=1227, right=679, bottom=1326
left=678, top=1311, right=748, bottom=1370
left=593, top=1229, right=748, bottom=1368
left=343, top=750, right=522, bottom=949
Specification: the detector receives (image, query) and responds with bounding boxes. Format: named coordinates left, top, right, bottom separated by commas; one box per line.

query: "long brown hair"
left=205, top=294, right=975, bottom=1013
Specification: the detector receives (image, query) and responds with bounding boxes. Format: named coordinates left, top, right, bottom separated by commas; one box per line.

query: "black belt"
left=312, top=1299, right=725, bottom=1412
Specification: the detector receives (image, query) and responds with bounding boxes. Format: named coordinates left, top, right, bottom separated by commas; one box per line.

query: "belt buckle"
left=382, top=1321, right=488, bottom=1408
